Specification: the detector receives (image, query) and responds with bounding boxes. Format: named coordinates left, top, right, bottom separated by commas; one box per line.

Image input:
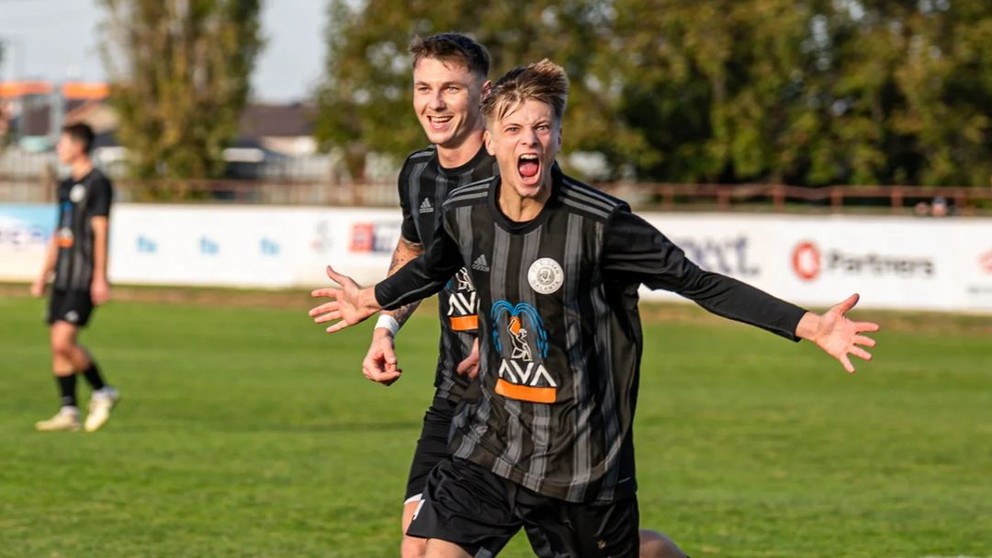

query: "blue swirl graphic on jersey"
left=491, top=300, right=549, bottom=361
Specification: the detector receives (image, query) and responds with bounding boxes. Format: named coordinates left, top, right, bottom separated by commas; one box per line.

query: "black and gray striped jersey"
left=52, top=169, right=113, bottom=292
left=397, top=145, right=499, bottom=402
left=376, top=167, right=807, bottom=503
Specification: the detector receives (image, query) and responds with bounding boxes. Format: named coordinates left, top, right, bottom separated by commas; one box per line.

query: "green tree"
left=317, top=0, right=992, bottom=187
left=99, top=0, right=263, bottom=180
left=314, top=0, right=643, bottom=181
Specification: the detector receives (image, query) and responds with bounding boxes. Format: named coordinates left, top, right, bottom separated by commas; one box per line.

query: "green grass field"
left=1, top=291, right=990, bottom=558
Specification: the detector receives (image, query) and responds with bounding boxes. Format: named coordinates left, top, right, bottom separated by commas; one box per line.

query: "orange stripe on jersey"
left=449, top=315, right=478, bottom=331
left=495, top=378, right=556, bottom=404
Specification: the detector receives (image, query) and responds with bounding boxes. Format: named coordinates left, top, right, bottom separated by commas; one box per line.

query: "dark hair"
left=481, top=59, right=569, bottom=124
left=61, top=122, right=95, bottom=154
left=410, top=32, right=490, bottom=79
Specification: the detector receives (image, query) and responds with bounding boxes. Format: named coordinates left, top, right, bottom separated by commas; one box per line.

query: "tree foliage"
left=316, top=0, right=992, bottom=186
left=100, top=0, right=263, bottom=179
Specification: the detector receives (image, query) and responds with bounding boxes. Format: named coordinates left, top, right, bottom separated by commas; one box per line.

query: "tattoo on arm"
left=383, top=238, right=425, bottom=327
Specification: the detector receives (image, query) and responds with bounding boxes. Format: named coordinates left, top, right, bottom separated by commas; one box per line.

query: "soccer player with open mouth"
left=311, top=60, right=878, bottom=556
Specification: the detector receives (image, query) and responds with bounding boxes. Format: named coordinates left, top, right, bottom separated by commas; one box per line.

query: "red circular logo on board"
left=980, top=250, right=992, bottom=274
left=792, top=241, right=821, bottom=281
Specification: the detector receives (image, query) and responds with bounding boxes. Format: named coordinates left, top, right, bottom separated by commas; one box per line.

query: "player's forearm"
left=38, top=237, right=58, bottom=279
left=378, top=238, right=425, bottom=329
left=681, top=271, right=807, bottom=341
left=374, top=255, right=453, bottom=311
left=91, top=217, right=109, bottom=281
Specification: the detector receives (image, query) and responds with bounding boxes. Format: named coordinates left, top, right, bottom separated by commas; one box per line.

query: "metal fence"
left=3, top=147, right=991, bottom=215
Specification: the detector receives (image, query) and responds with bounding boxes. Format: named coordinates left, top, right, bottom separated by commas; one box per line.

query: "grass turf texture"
left=0, top=292, right=989, bottom=558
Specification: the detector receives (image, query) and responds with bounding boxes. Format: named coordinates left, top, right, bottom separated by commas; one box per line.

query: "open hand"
left=800, top=293, right=880, bottom=373
left=308, top=266, right=380, bottom=333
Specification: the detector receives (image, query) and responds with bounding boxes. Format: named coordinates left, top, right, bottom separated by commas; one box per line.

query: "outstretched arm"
left=309, top=218, right=465, bottom=334
left=602, top=209, right=878, bottom=373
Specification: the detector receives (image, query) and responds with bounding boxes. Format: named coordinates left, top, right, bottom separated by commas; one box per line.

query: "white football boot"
left=35, top=406, right=81, bottom=432
left=84, top=387, right=120, bottom=432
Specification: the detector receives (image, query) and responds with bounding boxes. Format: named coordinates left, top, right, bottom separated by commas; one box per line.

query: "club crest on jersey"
left=69, top=184, right=87, bottom=203
left=445, top=268, right=478, bottom=331
left=491, top=301, right=557, bottom=404
left=527, top=257, right=564, bottom=295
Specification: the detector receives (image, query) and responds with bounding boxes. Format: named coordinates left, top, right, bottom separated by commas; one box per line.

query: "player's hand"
left=456, top=338, right=481, bottom=380
left=363, top=328, right=402, bottom=386
left=308, top=266, right=381, bottom=333
left=29, top=278, right=46, bottom=298
left=91, top=277, right=111, bottom=305
left=798, top=293, right=879, bottom=373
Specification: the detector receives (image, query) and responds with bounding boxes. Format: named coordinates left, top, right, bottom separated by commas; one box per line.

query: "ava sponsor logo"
left=445, top=268, right=478, bottom=331
left=491, top=301, right=557, bottom=404
left=349, top=222, right=401, bottom=254
left=678, top=234, right=760, bottom=277
left=791, top=241, right=934, bottom=282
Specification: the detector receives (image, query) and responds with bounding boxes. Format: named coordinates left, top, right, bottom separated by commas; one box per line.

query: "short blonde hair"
left=481, top=59, right=568, bottom=124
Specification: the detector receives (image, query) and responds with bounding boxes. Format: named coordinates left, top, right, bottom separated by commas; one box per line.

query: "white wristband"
left=374, top=314, right=401, bottom=336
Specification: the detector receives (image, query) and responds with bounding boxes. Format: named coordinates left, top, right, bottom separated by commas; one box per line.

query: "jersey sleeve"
left=374, top=209, right=464, bottom=310
left=397, top=163, right=420, bottom=244
left=89, top=174, right=113, bottom=217
left=601, top=208, right=807, bottom=341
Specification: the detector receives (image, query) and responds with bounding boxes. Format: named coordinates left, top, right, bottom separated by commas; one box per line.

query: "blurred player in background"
left=347, top=33, right=687, bottom=558
left=0, top=101, right=10, bottom=142
left=31, top=123, right=120, bottom=433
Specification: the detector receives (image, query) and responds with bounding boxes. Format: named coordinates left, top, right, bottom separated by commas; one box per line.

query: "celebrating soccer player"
left=31, top=123, right=120, bottom=433
left=359, top=32, right=497, bottom=558
left=343, top=33, right=686, bottom=558
left=308, top=58, right=879, bottom=556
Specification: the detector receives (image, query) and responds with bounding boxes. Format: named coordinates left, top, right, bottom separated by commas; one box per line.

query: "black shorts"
left=46, top=290, right=95, bottom=327
left=404, top=395, right=457, bottom=504
left=408, top=457, right=640, bottom=557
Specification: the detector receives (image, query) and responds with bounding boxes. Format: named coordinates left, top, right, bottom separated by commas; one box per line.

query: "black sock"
left=56, top=375, right=78, bottom=408
left=82, top=361, right=106, bottom=391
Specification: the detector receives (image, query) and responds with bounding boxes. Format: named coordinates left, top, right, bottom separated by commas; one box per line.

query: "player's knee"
left=401, top=535, right=428, bottom=558
left=50, top=335, right=75, bottom=357
left=639, top=530, right=688, bottom=558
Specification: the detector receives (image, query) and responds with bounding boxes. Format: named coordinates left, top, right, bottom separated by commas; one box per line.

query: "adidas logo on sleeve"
left=419, top=198, right=434, bottom=213
left=472, top=254, right=490, bottom=272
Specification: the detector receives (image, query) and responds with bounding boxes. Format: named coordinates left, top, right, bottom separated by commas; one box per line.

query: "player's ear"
left=484, top=129, right=495, bottom=156
left=481, top=79, right=493, bottom=98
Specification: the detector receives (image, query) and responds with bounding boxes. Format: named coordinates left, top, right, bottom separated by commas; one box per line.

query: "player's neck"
left=436, top=129, right=484, bottom=170
left=498, top=178, right=551, bottom=222
left=70, top=158, right=94, bottom=181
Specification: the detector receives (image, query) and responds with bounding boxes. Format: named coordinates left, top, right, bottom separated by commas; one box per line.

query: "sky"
left=0, top=0, right=327, bottom=103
